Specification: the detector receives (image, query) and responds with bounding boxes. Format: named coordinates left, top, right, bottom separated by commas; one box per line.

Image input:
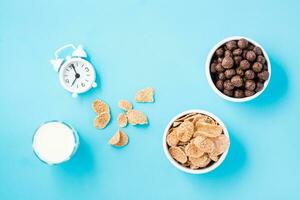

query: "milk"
left=33, top=121, right=79, bottom=165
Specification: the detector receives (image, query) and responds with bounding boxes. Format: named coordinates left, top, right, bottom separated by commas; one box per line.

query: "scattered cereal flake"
left=195, top=138, right=215, bottom=153
left=135, top=87, right=155, bottom=103
left=167, top=130, right=179, bottom=147
left=117, top=113, right=128, bottom=127
left=210, top=134, right=230, bottom=156
left=169, top=146, right=187, bottom=164
left=189, top=154, right=211, bottom=168
left=118, top=100, right=133, bottom=111
left=176, top=121, right=194, bottom=142
left=114, top=130, right=129, bottom=147
left=94, top=112, right=111, bottom=129
left=109, top=130, right=129, bottom=147
left=108, top=130, right=121, bottom=145
left=126, top=109, right=148, bottom=125
left=196, top=122, right=223, bottom=137
left=185, top=143, right=204, bottom=158
left=92, top=99, right=110, bottom=114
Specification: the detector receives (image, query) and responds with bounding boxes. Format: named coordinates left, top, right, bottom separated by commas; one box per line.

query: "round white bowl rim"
left=205, top=35, right=272, bottom=102
left=163, top=109, right=230, bottom=174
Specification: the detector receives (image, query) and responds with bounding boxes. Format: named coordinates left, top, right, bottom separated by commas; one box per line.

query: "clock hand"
left=71, top=77, right=77, bottom=86
left=71, top=64, right=79, bottom=75
left=71, top=73, right=80, bottom=86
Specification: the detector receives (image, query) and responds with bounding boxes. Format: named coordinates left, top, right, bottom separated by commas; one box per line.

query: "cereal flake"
left=94, top=112, right=111, bottom=129
left=118, top=100, right=133, bottom=111
left=117, top=113, right=128, bottom=127
left=126, top=109, right=148, bottom=125
left=176, top=121, right=194, bottom=142
left=135, top=87, right=155, bottom=103
left=92, top=99, right=110, bottom=114
left=169, top=146, right=187, bottom=164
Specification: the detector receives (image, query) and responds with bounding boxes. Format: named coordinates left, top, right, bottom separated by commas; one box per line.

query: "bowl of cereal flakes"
left=163, top=110, right=230, bottom=174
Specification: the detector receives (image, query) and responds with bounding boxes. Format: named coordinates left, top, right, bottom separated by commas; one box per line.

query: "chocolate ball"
left=240, top=60, right=250, bottom=70
left=224, top=69, right=236, bottom=79
left=245, top=80, right=256, bottom=91
left=253, top=46, right=262, bottom=55
left=211, top=39, right=269, bottom=99
left=226, top=41, right=237, bottom=50
left=233, top=48, right=242, bottom=56
left=244, top=70, right=255, bottom=79
left=216, top=48, right=224, bottom=57
left=237, top=39, right=248, bottom=49
left=234, top=89, right=245, bottom=98
left=252, top=62, right=263, bottom=73
left=222, top=56, right=234, bottom=69
left=224, top=80, right=234, bottom=90
left=246, top=51, right=256, bottom=62
left=210, top=63, right=217, bottom=73
left=218, top=72, right=226, bottom=80
left=231, top=75, right=243, bottom=87
left=224, top=50, right=232, bottom=57
left=247, top=44, right=255, bottom=50
left=223, top=89, right=233, bottom=97
left=255, top=82, right=264, bottom=92
left=215, top=63, right=225, bottom=72
left=216, top=80, right=224, bottom=90
left=245, top=90, right=255, bottom=97
left=234, top=56, right=242, bottom=65
left=257, top=55, right=266, bottom=64
left=258, top=70, right=269, bottom=81
left=242, top=50, right=248, bottom=58
left=236, top=67, right=244, bottom=76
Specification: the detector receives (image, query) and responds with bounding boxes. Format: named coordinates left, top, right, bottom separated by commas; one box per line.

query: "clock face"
left=59, top=58, right=95, bottom=93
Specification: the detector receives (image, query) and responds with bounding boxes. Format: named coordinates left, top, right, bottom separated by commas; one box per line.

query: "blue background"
left=1, top=0, right=300, bottom=199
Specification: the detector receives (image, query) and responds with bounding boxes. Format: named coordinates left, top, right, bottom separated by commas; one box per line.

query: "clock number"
left=65, top=79, right=69, bottom=83
left=85, top=67, right=89, bottom=72
left=81, top=83, right=85, bottom=87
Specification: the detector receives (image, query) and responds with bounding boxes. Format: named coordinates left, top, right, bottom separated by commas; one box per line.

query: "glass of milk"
left=32, top=121, right=79, bottom=165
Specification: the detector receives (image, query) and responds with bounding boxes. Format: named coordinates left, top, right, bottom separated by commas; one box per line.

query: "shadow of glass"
left=243, top=56, right=289, bottom=107
left=52, top=136, right=96, bottom=178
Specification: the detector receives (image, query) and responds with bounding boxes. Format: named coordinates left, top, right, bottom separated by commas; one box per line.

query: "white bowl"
left=205, top=36, right=271, bottom=102
left=163, top=109, right=230, bottom=174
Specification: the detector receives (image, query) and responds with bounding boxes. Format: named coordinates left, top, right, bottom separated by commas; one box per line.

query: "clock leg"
left=92, top=82, right=97, bottom=88
left=72, top=93, right=78, bottom=98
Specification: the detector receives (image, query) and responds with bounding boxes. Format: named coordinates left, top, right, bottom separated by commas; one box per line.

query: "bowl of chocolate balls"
left=206, top=36, right=271, bottom=102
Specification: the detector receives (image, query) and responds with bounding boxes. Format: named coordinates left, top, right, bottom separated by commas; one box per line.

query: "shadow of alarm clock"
left=50, top=44, right=97, bottom=98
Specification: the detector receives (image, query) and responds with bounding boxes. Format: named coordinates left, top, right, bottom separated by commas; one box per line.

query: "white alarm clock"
left=50, top=44, right=97, bottom=98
